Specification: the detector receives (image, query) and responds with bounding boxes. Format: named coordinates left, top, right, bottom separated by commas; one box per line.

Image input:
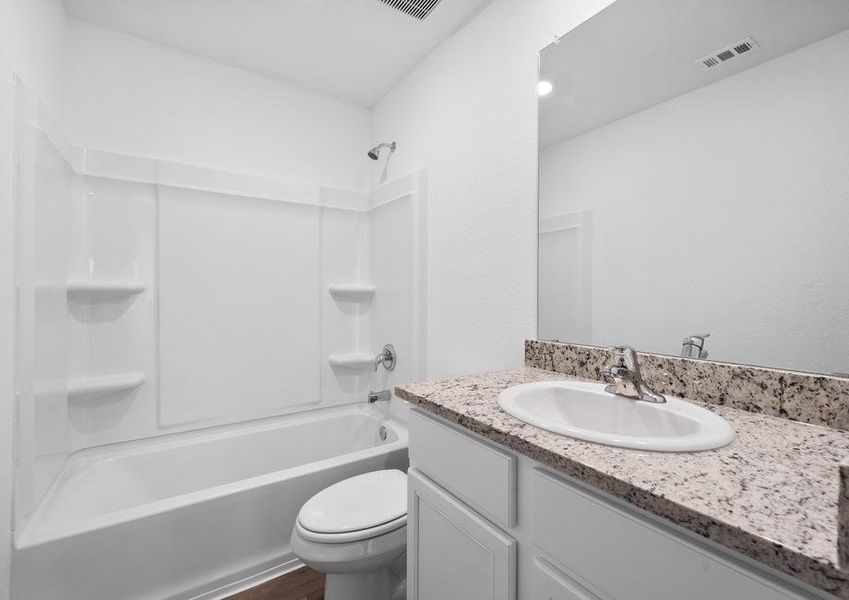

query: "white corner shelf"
left=328, top=283, right=375, bottom=302
left=66, top=279, right=147, bottom=301
left=67, top=373, right=146, bottom=402
left=328, top=353, right=375, bottom=371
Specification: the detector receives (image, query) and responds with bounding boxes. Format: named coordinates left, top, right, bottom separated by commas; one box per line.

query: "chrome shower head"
left=368, top=142, right=397, bottom=160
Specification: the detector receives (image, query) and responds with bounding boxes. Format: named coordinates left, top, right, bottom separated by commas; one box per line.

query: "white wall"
left=0, top=54, right=14, bottom=600
left=371, top=0, right=615, bottom=378
left=0, top=2, right=67, bottom=597
left=64, top=20, right=373, bottom=190
left=0, top=0, right=67, bottom=115
left=539, top=30, right=849, bottom=374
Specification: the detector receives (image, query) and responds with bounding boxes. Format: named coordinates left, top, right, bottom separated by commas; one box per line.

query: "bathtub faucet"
left=368, top=390, right=392, bottom=403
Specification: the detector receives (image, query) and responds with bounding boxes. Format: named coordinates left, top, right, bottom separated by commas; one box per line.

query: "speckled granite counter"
left=396, top=367, right=849, bottom=598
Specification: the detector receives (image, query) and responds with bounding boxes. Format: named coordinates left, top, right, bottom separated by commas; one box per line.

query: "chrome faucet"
left=602, top=346, right=666, bottom=403
left=681, top=333, right=710, bottom=359
left=368, top=390, right=392, bottom=403
left=374, top=344, right=397, bottom=372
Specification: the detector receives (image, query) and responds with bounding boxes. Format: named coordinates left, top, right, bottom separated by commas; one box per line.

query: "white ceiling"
left=540, top=0, right=849, bottom=147
left=62, top=0, right=493, bottom=107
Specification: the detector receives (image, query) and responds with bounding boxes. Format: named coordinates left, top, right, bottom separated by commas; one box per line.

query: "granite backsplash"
left=525, top=339, right=849, bottom=430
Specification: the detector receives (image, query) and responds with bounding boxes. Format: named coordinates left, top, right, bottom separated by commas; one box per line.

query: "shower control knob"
left=374, top=344, right=397, bottom=372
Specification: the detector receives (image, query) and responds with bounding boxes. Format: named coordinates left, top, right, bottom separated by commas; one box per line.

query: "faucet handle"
left=602, top=347, right=631, bottom=381
left=374, top=343, right=397, bottom=372
left=601, top=364, right=622, bottom=382
left=610, top=345, right=638, bottom=368
left=610, top=346, right=627, bottom=360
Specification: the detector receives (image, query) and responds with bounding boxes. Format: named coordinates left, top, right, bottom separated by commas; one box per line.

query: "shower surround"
left=11, top=83, right=427, bottom=599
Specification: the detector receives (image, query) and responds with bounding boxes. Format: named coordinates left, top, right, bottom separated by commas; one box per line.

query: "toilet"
left=291, top=469, right=408, bottom=600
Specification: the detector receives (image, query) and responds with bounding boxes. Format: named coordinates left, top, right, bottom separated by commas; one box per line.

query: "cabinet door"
left=408, top=469, right=516, bottom=600
left=409, top=408, right=517, bottom=528
left=534, top=558, right=601, bottom=600
left=532, top=469, right=813, bottom=600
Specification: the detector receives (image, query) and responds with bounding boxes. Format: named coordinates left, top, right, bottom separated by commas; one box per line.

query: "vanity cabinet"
left=532, top=468, right=809, bottom=600
left=533, top=557, right=600, bottom=600
left=407, top=470, right=517, bottom=600
left=407, top=408, right=827, bottom=600
left=408, top=404, right=517, bottom=528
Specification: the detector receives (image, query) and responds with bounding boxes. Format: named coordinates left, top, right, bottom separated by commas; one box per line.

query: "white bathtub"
left=12, top=404, right=409, bottom=600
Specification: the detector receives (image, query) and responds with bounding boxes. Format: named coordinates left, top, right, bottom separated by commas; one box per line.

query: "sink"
left=497, top=380, right=735, bottom=452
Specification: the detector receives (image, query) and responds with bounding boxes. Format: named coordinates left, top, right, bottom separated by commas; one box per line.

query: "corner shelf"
left=328, top=283, right=375, bottom=302
left=67, top=279, right=147, bottom=302
left=328, top=353, right=375, bottom=371
left=67, top=373, right=146, bottom=402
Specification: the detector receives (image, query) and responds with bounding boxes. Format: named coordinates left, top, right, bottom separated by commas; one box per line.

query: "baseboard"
left=188, top=558, right=304, bottom=600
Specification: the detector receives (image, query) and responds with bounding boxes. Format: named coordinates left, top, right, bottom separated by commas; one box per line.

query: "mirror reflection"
left=538, top=0, right=849, bottom=376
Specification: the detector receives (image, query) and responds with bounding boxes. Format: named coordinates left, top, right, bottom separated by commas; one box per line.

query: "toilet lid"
left=297, top=470, right=407, bottom=535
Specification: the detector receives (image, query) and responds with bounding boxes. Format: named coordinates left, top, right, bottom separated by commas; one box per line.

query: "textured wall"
left=371, top=0, right=616, bottom=379
left=64, top=20, right=373, bottom=190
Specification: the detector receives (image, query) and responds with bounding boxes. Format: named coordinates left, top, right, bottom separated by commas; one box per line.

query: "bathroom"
left=0, top=0, right=848, bottom=598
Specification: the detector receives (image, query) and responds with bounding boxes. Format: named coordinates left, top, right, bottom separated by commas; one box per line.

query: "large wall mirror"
left=538, top=0, right=849, bottom=376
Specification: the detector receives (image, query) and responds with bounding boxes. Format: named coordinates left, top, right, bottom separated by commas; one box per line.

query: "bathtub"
left=12, top=403, right=409, bottom=600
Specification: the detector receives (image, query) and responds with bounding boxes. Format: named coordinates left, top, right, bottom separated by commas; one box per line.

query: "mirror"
left=537, top=0, right=849, bottom=376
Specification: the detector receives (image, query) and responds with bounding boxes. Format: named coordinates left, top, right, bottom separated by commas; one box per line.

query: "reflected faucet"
left=681, top=333, right=710, bottom=359
left=602, top=346, right=666, bottom=403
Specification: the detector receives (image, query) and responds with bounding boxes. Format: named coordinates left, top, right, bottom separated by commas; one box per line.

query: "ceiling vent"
left=696, top=37, right=759, bottom=70
left=379, top=0, right=444, bottom=20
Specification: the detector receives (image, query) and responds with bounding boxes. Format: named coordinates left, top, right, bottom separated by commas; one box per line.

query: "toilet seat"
left=295, top=513, right=406, bottom=543
left=296, top=469, right=407, bottom=544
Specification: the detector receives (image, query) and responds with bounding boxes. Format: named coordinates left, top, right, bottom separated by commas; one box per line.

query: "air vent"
left=379, top=0, right=444, bottom=20
left=696, top=37, right=758, bottom=70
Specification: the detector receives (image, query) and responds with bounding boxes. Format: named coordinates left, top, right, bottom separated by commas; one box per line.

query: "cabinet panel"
left=532, top=469, right=809, bottom=600
left=408, top=469, right=516, bottom=600
left=409, top=408, right=517, bottom=527
left=534, top=558, right=601, bottom=600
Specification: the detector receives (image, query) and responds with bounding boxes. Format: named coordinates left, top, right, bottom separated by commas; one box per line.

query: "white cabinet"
left=532, top=468, right=812, bottom=600
left=409, top=408, right=517, bottom=527
left=408, top=410, right=826, bottom=600
left=407, top=469, right=517, bottom=600
left=534, top=558, right=600, bottom=600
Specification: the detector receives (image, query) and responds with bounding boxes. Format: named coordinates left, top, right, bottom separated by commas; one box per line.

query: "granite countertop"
left=396, top=366, right=849, bottom=598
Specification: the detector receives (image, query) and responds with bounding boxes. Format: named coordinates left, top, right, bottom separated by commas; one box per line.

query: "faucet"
left=681, top=333, right=710, bottom=359
left=368, top=390, right=392, bottom=403
left=374, top=344, right=397, bottom=372
left=602, top=346, right=666, bottom=403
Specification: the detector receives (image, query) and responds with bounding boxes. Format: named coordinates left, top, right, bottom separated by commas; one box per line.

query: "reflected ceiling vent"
left=379, top=0, right=444, bottom=20
left=696, top=37, right=759, bottom=70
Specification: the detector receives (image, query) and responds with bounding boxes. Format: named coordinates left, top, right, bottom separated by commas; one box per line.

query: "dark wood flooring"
left=226, top=566, right=325, bottom=600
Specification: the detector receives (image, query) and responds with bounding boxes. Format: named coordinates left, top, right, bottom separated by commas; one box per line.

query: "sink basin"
left=497, top=380, right=735, bottom=452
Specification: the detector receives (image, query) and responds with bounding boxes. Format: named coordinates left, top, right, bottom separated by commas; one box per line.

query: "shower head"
left=368, top=142, right=397, bottom=160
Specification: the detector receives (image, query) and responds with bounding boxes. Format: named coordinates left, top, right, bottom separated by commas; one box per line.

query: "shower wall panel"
left=158, top=187, right=322, bottom=427
left=14, top=121, right=76, bottom=525
left=66, top=176, right=157, bottom=450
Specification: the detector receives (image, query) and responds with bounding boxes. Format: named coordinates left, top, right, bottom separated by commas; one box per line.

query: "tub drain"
left=379, top=425, right=388, bottom=441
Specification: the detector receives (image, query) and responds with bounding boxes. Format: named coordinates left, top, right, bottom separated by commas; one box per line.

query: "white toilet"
left=291, top=469, right=408, bottom=600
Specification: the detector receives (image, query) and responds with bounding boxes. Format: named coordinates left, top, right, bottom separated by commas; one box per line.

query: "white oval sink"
left=497, top=380, right=735, bottom=452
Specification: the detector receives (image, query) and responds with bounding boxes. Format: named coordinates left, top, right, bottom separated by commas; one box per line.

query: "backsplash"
left=526, top=340, right=849, bottom=431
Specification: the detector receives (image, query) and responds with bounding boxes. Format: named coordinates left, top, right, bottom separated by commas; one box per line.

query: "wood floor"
left=226, top=567, right=325, bottom=600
